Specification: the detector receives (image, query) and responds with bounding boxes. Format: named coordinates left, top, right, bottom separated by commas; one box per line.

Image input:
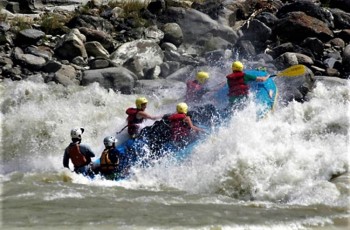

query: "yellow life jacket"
left=100, top=149, right=119, bottom=174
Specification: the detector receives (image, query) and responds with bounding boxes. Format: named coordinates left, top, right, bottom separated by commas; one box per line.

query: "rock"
left=162, top=23, right=183, bottom=47
left=329, top=0, right=350, bottom=13
left=110, top=39, right=164, bottom=78
left=15, top=29, right=45, bottom=47
left=82, top=67, right=137, bottom=94
left=78, top=27, right=116, bottom=52
left=85, top=41, right=110, bottom=59
left=144, top=25, right=164, bottom=43
left=12, top=47, right=46, bottom=70
left=274, top=66, right=315, bottom=103
left=54, top=28, right=87, bottom=61
left=134, top=78, right=186, bottom=101
left=274, top=12, right=333, bottom=42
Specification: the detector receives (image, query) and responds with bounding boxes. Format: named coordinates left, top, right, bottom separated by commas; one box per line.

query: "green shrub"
left=10, top=16, right=33, bottom=31
left=39, top=13, right=71, bottom=35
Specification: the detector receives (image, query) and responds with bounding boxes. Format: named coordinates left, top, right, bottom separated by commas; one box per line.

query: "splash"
left=130, top=80, right=350, bottom=205
left=1, top=77, right=349, bottom=206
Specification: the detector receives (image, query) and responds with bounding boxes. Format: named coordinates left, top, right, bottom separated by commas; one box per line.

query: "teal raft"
left=91, top=70, right=278, bottom=180
left=246, top=70, right=278, bottom=118
left=92, top=104, right=221, bottom=181
left=212, top=69, right=278, bottom=118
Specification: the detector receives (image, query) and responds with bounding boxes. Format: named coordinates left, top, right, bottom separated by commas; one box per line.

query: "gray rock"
left=144, top=25, right=164, bottom=43
left=82, top=67, right=137, bottom=94
left=342, top=44, right=350, bottom=72
left=55, top=29, right=87, bottom=61
left=110, top=39, right=164, bottom=77
left=162, top=23, right=183, bottom=47
left=85, top=41, right=110, bottom=59
left=13, top=47, right=46, bottom=70
left=274, top=12, right=333, bottom=42
left=133, top=78, right=186, bottom=101
left=274, top=66, right=315, bottom=103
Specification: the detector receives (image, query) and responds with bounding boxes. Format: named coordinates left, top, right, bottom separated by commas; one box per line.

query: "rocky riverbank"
left=0, top=0, right=349, bottom=102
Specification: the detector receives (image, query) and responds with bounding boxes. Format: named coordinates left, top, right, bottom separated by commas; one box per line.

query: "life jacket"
left=226, top=71, right=249, bottom=96
left=126, top=107, right=143, bottom=136
left=100, top=149, right=119, bottom=174
left=168, top=113, right=190, bottom=142
left=185, top=80, right=203, bottom=102
left=68, top=143, right=87, bottom=168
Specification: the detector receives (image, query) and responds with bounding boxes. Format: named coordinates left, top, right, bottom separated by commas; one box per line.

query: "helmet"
left=196, top=71, right=209, bottom=84
left=71, top=127, right=84, bottom=139
left=103, top=136, right=116, bottom=148
left=136, top=97, right=148, bottom=109
left=176, top=102, right=188, bottom=114
left=232, top=61, right=244, bottom=72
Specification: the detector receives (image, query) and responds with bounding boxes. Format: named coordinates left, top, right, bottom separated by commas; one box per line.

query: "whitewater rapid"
left=1, top=76, right=348, bottom=206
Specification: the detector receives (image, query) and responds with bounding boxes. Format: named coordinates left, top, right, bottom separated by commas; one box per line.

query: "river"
left=1, top=73, right=349, bottom=229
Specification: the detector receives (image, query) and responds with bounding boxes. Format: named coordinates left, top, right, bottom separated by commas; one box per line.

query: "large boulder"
left=274, top=66, right=316, bottom=103
left=54, top=28, right=87, bottom=61
left=109, top=39, right=164, bottom=78
left=82, top=67, right=137, bottom=94
left=274, top=12, right=333, bottom=43
left=133, top=78, right=186, bottom=102
left=162, top=7, right=238, bottom=56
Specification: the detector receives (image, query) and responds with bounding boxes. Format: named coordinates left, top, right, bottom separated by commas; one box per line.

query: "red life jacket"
left=226, top=71, right=249, bottom=96
left=100, top=149, right=119, bottom=174
left=126, top=107, right=144, bottom=136
left=185, top=80, right=203, bottom=102
left=168, top=113, right=190, bottom=142
left=68, top=143, right=87, bottom=168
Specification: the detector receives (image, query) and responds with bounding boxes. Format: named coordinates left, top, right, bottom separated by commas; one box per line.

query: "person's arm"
left=137, top=111, right=162, bottom=120
left=184, top=116, right=204, bottom=133
left=256, top=76, right=269, bottom=82
left=80, top=144, right=95, bottom=158
left=63, top=149, right=70, bottom=169
left=244, top=73, right=268, bottom=82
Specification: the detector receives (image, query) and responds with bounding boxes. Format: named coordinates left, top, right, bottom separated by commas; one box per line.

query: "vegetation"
left=39, top=12, right=71, bottom=35
left=10, top=16, right=34, bottom=31
left=108, top=0, right=151, bottom=13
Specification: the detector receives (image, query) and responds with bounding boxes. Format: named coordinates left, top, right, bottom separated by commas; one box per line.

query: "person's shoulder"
left=79, top=143, right=92, bottom=150
left=64, top=142, right=73, bottom=149
left=243, top=72, right=254, bottom=76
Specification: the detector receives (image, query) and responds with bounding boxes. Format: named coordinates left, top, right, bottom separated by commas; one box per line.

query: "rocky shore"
left=0, top=0, right=349, bottom=102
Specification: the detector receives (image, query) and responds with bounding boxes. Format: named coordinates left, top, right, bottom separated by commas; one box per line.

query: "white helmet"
left=71, top=127, right=84, bottom=139
left=103, top=136, right=117, bottom=148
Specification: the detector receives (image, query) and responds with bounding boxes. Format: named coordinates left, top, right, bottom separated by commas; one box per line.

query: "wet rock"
left=55, top=29, right=87, bottom=61
left=82, top=67, right=137, bottom=94
left=162, top=23, right=183, bottom=47
left=15, top=29, right=45, bottom=47
left=274, top=12, right=333, bottom=43
left=110, top=39, right=164, bottom=77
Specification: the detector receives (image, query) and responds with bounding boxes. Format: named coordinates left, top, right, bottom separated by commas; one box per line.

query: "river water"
left=1, top=73, right=349, bottom=229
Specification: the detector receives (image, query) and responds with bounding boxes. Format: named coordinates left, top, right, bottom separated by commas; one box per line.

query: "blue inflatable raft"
left=92, top=70, right=278, bottom=180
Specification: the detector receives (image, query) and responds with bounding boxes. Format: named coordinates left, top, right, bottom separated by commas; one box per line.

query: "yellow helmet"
left=196, top=71, right=209, bottom=84
left=232, top=61, right=244, bottom=71
left=136, top=97, right=148, bottom=109
left=176, top=102, right=188, bottom=114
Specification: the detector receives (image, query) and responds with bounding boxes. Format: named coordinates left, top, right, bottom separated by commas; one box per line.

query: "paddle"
left=270, top=64, right=307, bottom=78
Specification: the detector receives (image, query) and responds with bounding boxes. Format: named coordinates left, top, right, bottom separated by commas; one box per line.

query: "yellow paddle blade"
left=276, top=65, right=307, bottom=77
